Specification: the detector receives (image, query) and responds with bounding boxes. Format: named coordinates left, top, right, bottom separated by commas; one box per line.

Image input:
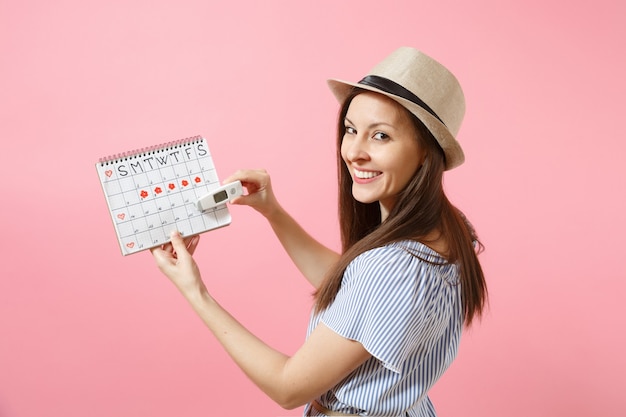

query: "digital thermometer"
left=196, top=181, right=243, bottom=211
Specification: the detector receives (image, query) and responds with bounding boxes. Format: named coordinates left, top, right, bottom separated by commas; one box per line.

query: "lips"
left=353, top=168, right=382, bottom=183
left=354, top=168, right=381, bottom=179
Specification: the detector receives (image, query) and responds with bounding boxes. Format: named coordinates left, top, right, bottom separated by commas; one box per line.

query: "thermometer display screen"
left=213, top=190, right=228, bottom=204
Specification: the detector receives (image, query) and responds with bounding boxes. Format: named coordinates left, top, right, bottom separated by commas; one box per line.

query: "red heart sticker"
left=126, top=242, right=135, bottom=248
left=105, top=170, right=113, bottom=177
left=117, top=213, right=125, bottom=220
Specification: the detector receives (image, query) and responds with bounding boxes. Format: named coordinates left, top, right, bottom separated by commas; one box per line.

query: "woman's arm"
left=151, top=232, right=369, bottom=409
left=224, top=170, right=339, bottom=289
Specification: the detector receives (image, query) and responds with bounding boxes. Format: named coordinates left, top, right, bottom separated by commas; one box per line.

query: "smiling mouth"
left=354, top=168, right=382, bottom=179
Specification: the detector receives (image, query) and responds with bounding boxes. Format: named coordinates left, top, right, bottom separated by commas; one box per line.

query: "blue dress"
left=303, top=240, right=463, bottom=417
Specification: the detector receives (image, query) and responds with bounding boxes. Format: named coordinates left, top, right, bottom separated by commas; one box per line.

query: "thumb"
left=169, top=230, right=191, bottom=260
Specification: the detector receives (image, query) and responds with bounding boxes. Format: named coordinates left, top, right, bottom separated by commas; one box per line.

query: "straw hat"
left=327, top=47, right=466, bottom=170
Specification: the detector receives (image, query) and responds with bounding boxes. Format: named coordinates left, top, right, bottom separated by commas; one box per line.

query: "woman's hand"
left=223, top=169, right=280, bottom=219
left=151, top=231, right=205, bottom=296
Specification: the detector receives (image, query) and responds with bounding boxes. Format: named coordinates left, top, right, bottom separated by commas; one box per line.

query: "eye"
left=372, top=132, right=389, bottom=141
left=345, top=126, right=357, bottom=135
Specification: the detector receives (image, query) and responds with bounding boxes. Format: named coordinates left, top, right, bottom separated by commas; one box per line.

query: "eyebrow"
left=344, top=117, right=396, bottom=130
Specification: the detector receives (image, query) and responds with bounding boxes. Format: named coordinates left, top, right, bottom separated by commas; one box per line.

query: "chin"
left=351, top=191, right=379, bottom=205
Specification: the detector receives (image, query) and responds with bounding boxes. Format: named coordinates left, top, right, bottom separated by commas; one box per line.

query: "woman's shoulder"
left=347, top=240, right=458, bottom=286
left=356, top=240, right=447, bottom=264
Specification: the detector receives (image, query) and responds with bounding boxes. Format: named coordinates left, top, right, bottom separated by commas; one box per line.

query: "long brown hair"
left=314, top=89, right=487, bottom=327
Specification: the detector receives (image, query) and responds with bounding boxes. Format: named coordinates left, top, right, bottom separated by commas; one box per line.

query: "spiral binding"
left=98, top=135, right=203, bottom=166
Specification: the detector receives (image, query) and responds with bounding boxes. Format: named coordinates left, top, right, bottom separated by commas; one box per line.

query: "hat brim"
left=327, top=78, right=465, bottom=170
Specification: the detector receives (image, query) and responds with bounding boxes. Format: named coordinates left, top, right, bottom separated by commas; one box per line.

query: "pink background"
left=1, top=1, right=625, bottom=416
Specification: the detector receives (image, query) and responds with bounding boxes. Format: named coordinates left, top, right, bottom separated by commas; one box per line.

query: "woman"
left=151, top=47, right=487, bottom=417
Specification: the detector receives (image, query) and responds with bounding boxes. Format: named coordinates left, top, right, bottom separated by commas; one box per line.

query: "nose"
left=343, top=136, right=370, bottom=163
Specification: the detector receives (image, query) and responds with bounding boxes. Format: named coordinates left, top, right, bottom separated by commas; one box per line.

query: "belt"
left=311, top=400, right=359, bottom=416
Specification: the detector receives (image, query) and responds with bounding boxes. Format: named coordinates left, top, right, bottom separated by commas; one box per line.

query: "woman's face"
left=341, top=92, right=425, bottom=220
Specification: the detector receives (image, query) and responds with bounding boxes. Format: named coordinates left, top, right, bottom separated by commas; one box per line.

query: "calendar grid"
left=96, top=136, right=232, bottom=255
